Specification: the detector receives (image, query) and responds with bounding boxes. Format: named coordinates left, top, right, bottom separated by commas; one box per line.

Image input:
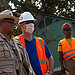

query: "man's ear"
left=63, top=31, right=65, bottom=34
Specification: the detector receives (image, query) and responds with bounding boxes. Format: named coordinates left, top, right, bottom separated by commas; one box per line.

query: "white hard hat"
left=18, top=12, right=35, bottom=24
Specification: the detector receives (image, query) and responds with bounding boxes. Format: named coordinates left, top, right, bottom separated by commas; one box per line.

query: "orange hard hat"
left=61, top=23, right=72, bottom=30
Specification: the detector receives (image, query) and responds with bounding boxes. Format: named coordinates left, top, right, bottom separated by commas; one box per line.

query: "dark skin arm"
left=58, top=52, right=65, bottom=74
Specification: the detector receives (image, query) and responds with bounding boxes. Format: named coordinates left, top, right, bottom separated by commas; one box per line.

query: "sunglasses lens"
left=63, top=29, right=71, bottom=31
left=9, top=21, right=15, bottom=25
left=26, top=21, right=34, bottom=24
left=20, top=21, right=34, bottom=24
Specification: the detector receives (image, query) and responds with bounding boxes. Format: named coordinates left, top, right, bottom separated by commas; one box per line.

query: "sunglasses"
left=20, top=21, right=35, bottom=24
left=63, top=29, right=71, bottom=31
left=0, top=19, right=15, bottom=25
left=5, top=21, right=15, bottom=25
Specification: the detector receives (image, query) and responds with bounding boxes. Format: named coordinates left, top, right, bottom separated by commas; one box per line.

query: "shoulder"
left=58, top=38, right=65, bottom=46
left=36, top=36, right=42, bottom=39
left=13, top=35, right=19, bottom=40
left=72, top=37, right=75, bottom=40
left=13, top=35, right=21, bottom=44
left=35, top=36, right=44, bottom=41
left=13, top=34, right=23, bottom=40
left=13, top=36, right=24, bottom=53
left=59, top=38, right=65, bottom=43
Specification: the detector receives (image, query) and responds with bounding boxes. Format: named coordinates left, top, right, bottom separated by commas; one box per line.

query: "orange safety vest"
left=19, top=34, right=48, bottom=73
left=60, top=37, right=75, bottom=61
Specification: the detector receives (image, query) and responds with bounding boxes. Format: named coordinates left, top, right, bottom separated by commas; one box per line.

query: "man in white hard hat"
left=0, top=10, right=35, bottom=75
left=15, top=11, right=54, bottom=75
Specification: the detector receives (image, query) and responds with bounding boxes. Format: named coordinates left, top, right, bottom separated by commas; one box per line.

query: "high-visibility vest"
left=60, top=37, right=75, bottom=61
left=18, top=34, right=48, bottom=73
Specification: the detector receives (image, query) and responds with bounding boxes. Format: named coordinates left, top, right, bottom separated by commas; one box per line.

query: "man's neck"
left=23, top=32, right=32, bottom=41
left=65, top=37, right=71, bottom=39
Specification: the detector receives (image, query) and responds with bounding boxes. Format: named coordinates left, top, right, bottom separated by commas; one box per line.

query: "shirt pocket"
left=0, top=50, right=11, bottom=58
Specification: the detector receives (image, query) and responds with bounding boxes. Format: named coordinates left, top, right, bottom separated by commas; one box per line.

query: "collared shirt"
left=24, top=35, right=51, bottom=75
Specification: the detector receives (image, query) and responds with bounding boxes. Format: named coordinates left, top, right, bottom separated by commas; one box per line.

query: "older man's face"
left=0, top=19, right=15, bottom=34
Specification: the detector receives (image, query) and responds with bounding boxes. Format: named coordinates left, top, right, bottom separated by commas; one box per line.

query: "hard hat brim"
left=18, top=19, right=36, bottom=24
left=0, top=14, right=19, bottom=23
left=62, top=27, right=72, bottom=30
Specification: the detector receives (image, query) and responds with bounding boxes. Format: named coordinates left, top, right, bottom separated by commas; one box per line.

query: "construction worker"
left=0, top=10, right=35, bottom=75
left=14, top=12, right=54, bottom=75
left=58, top=23, right=75, bottom=75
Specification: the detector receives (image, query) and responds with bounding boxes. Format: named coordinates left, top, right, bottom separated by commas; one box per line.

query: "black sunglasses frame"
left=5, top=20, right=15, bottom=25
left=0, top=18, right=15, bottom=25
left=20, top=21, right=35, bottom=24
left=63, top=29, right=72, bottom=31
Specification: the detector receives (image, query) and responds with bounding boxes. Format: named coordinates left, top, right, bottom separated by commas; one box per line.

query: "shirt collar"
left=24, top=34, right=35, bottom=42
left=32, top=35, right=35, bottom=40
left=0, top=32, right=14, bottom=41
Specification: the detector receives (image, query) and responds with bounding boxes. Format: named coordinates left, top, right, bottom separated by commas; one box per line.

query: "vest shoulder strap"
left=36, top=37, right=45, bottom=53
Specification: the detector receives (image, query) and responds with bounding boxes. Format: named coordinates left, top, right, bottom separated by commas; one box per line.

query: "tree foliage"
left=0, top=0, right=74, bottom=18
left=36, top=0, right=75, bottom=18
left=0, top=0, right=75, bottom=35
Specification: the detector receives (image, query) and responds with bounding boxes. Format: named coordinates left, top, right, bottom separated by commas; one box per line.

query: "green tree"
left=0, top=0, right=75, bottom=18
left=0, top=0, right=11, bottom=12
left=35, top=0, right=75, bottom=18
left=0, top=0, right=75, bottom=35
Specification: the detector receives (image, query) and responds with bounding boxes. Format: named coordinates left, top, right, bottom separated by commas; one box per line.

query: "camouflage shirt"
left=0, top=33, right=35, bottom=75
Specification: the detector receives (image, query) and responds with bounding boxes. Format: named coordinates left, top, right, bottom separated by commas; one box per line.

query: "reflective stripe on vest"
left=63, top=49, right=75, bottom=60
left=19, top=35, right=47, bottom=73
left=60, top=37, right=75, bottom=61
left=40, top=60, right=46, bottom=64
